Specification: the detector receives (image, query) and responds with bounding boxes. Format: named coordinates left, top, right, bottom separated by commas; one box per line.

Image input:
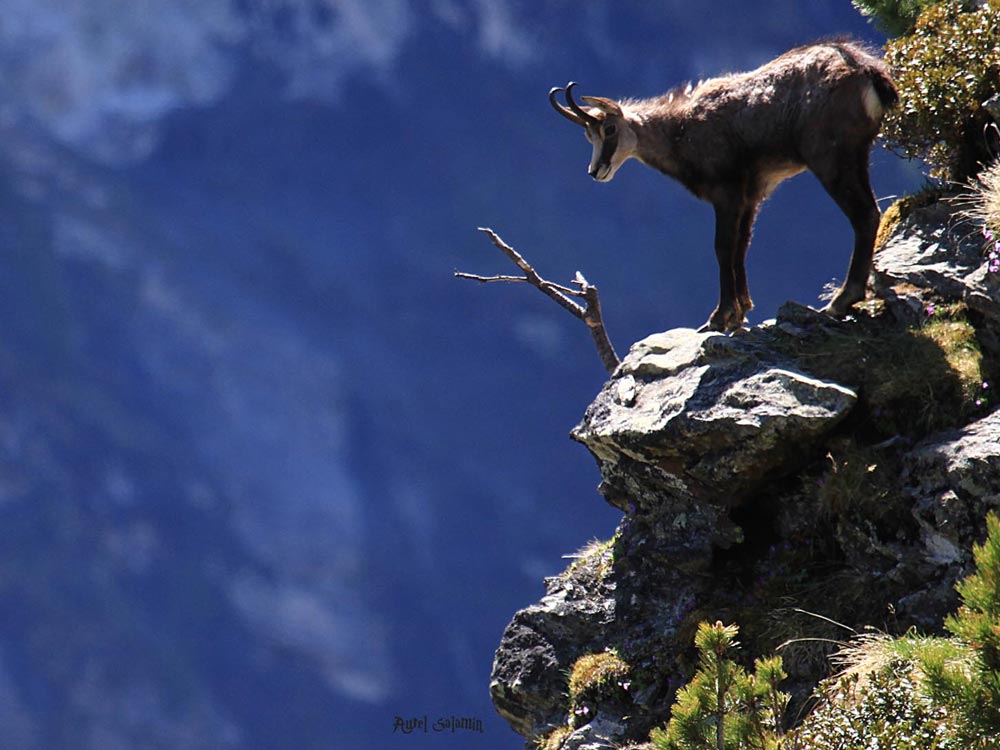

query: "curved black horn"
left=565, top=82, right=600, bottom=126
left=549, top=84, right=586, bottom=126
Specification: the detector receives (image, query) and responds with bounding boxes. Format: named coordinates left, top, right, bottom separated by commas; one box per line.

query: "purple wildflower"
left=986, top=240, right=1000, bottom=273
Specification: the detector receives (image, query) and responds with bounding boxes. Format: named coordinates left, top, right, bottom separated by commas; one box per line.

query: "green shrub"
left=789, top=657, right=948, bottom=749
left=851, top=0, right=943, bottom=35
left=881, top=1, right=1000, bottom=181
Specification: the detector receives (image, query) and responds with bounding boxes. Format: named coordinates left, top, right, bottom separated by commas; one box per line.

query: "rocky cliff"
left=490, top=195, right=1000, bottom=750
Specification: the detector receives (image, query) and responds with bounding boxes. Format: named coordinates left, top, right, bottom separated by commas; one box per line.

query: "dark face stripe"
left=598, top=135, right=618, bottom=168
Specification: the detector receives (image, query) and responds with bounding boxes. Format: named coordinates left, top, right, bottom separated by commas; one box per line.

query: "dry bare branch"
left=455, top=228, right=620, bottom=375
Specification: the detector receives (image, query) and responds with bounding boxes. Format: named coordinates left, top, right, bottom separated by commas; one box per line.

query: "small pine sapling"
left=650, top=621, right=788, bottom=750
left=921, top=512, right=1000, bottom=747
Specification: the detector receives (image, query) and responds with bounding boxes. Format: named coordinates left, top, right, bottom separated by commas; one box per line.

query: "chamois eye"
left=603, top=123, right=617, bottom=137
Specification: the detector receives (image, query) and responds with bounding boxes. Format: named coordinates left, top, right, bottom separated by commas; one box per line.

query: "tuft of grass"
left=568, top=650, right=630, bottom=701
left=961, top=157, right=1000, bottom=240
left=788, top=631, right=954, bottom=747
left=863, top=302, right=985, bottom=431
left=919, top=307, right=984, bottom=399
left=874, top=201, right=906, bottom=252
left=561, top=537, right=616, bottom=583
left=535, top=725, right=573, bottom=750
left=957, top=156, right=1000, bottom=277
left=567, top=649, right=631, bottom=725
left=746, top=568, right=891, bottom=682
left=812, top=438, right=900, bottom=523
left=828, top=630, right=965, bottom=695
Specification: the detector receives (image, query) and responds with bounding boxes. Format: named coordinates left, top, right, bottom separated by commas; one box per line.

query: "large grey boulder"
left=572, top=328, right=856, bottom=543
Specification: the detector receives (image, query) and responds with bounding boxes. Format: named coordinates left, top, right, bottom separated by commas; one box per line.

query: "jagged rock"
left=491, top=524, right=701, bottom=747
left=491, top=549, right=618, bottom=739
left=906, top=408, right=1000, bottom=572
left=874, top=199, right=1000, bottom=325
left=492, top=195, right=1000, bottom=749
left=493, top=322, right=869, bottom=748
left=889, top=407, right=1000, bottom=627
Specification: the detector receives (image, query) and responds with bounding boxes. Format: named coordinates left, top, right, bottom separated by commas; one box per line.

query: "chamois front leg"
left=700, top=199, right=746, bottom=333
left=734, top=203, right=759, bottom=318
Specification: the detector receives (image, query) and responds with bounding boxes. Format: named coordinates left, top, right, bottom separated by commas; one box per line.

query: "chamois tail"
left=869, top=67, right=898, bottom=110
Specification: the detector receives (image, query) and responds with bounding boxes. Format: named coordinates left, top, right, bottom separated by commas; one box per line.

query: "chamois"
left=550, top=40, right=898, bottom=332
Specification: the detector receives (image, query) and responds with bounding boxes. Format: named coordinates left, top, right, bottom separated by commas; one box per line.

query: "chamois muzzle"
left=549, top=82, right=600, bottom=127
left=588, top=163, right=610, bottom=181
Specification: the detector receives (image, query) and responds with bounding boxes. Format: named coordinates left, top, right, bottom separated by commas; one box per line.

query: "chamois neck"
left=626, top=102, right=684, bottom=176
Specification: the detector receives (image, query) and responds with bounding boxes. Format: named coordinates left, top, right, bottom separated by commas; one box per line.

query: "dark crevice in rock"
left=713, top=489, right=784, bottom=579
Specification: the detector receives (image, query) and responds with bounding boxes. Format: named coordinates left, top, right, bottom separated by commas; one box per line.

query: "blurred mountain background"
left=0, top=2, right=919, bottom=748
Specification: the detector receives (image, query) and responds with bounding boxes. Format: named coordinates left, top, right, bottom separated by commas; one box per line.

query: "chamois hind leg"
left=809, top=148, right=880, bottom=317
left=700, top=197, right=746, bottom=333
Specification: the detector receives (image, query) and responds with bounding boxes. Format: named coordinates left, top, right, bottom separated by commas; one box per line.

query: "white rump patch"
left=862, top=82, right=883, bottom=121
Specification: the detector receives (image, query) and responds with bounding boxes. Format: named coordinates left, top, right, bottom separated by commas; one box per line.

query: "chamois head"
left=549, top=82, right=637, bottom=182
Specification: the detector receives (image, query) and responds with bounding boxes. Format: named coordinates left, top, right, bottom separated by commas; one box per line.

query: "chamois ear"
left=580, top=96, right=622, bottom=117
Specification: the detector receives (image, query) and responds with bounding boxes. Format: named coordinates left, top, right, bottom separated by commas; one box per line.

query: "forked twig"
left=456, top=228, right=620, bottom=374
